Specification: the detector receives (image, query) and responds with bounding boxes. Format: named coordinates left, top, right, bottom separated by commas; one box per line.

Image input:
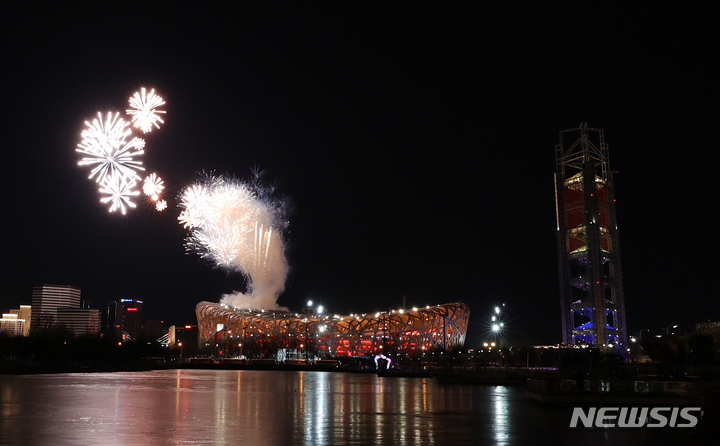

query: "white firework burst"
left=77, top=111, right=130, bottom=153
left=143, top=173, right=165, bottom=200
left=77, top=112, right=145, bottom=183
left=177, top=184, right=208, bottom=229
left=179, top=172, right=291, bottom=311
left=126, top=88, right=166, bottom=133
left=178, top=209, right=197, bottom=229
left=178, top=176, right=256, bottom=265
left=99, top=174, right=140, bottom=215
left=156, top=199, right=167, bottom=212
left=178, top=174, right=286, bottom=268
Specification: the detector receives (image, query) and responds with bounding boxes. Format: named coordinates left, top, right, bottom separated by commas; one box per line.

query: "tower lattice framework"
left=554, top=123, right=627, bottom=351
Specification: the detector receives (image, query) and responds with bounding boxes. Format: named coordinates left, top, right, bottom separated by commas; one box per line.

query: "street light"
left=489, top=303, right=508, bottom=354
left=302, top=301, right=318, bottom=360
left=665, top=324, right=678, bottom=335
left=305, top=319, right=309, bottom=360
left=483, top=342, right=489, bottom=370
left=178, top=342, right=183, bottom=363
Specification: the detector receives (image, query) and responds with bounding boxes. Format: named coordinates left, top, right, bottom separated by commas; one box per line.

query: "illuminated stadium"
left=196, top=301, right=470, bottom=357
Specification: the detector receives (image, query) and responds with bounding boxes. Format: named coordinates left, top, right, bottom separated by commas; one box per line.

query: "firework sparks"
left=99, top=174, right=140, bottom=215
left=156, top=199, right=167, bottom=212
left=77, top=111, right=130, bottom=153
left=77, top=112, right=145, bottom=183
left=178, top=177, right=256, bottom=264
left=178, top=173, right=289, bottom=310
left=143, top=173, right=165, bottom=201
left=126, top=88, right=166, bottom=133
left=178, top=184, right=208, bottom=228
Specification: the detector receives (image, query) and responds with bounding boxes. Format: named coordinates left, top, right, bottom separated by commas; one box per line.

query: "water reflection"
left=491, top=386, right=510, bottom=444
left=0, top=370, right=702, bottom=445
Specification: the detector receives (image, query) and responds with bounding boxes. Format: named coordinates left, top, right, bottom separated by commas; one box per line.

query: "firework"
left=178, top=184, right=209, bottom=228
left=99, top=174, right=140, bottom=215
left=143, top=173, right=165, bottom=200
left=77, top=111, right=130, bottom=153
left=156, top=199, right=167, bottom=212
left=77, top=112, right=145, bottom=183
left=179, top=177, right=256, bottom=264
left=178, top=173, right=289, bottom=309
left=126, top=88, right=166, bottom=133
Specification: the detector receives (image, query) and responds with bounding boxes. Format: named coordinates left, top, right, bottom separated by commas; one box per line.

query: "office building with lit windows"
left=0, top=313, right=26, bottom=337
left=30, top=284, right=82, bottom=334
left=56, top=308, right=101, bottom=337
left=116, top=298, right=144, bottom=340
left=9, top=305, right=31, bottom=336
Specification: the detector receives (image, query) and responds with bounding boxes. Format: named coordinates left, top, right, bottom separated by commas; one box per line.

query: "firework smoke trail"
left=178, top=173, right=289, bottom=310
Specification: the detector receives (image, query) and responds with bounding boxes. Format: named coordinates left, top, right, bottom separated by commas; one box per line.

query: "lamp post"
left=302, top=300, right=316, bottom=361
left=665, top=324, right=678, bottom=335
left=639, top=328, right=649, bottom=340
left=482, top=342, right=488, bottom=371
left=178, top=342, right=183, bottom=363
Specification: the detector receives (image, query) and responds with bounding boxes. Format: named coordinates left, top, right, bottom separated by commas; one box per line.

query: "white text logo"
left=569, top=407, right=701, bottom=428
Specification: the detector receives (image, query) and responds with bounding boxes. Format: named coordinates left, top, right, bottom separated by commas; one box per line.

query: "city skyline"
left=1, top=4, right=716, bottom=346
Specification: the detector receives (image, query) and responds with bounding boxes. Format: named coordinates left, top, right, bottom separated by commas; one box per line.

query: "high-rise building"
left=117, top=298, right=144, bottom=340
left=30, top=285, right=82, bottom=334
left=0, top=313, right=26, bottom=337
left=104, top=300, right=117, bottom=337
left=9, top=305, right=31, bottom=336
left=56, top=308, right=101, bottom=337
left=554, top=123, right=628, bottom=351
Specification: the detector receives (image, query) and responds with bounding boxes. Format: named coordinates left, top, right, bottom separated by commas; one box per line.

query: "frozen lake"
left=0, top=369, right=710, bottom=445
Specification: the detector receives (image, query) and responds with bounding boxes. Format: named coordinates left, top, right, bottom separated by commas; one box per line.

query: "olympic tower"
left=554, top=123, right=628, bottom=351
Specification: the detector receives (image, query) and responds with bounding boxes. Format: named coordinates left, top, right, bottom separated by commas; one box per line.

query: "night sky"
left=2, top=4, right=717, bottom=346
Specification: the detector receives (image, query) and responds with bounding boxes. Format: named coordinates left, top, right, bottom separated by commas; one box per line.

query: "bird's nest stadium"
left=196, top=301, right=470, bottom=357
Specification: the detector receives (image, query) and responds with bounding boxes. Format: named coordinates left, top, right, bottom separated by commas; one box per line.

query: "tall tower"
left=554, top=123, right=627, bottom=351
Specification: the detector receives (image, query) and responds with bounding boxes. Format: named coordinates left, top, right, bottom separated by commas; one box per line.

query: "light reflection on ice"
left=0, top=370, right=696, bottom=445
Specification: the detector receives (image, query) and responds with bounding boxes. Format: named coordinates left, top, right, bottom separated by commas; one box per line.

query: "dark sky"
left=1, top=3, right=717, bottom=346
